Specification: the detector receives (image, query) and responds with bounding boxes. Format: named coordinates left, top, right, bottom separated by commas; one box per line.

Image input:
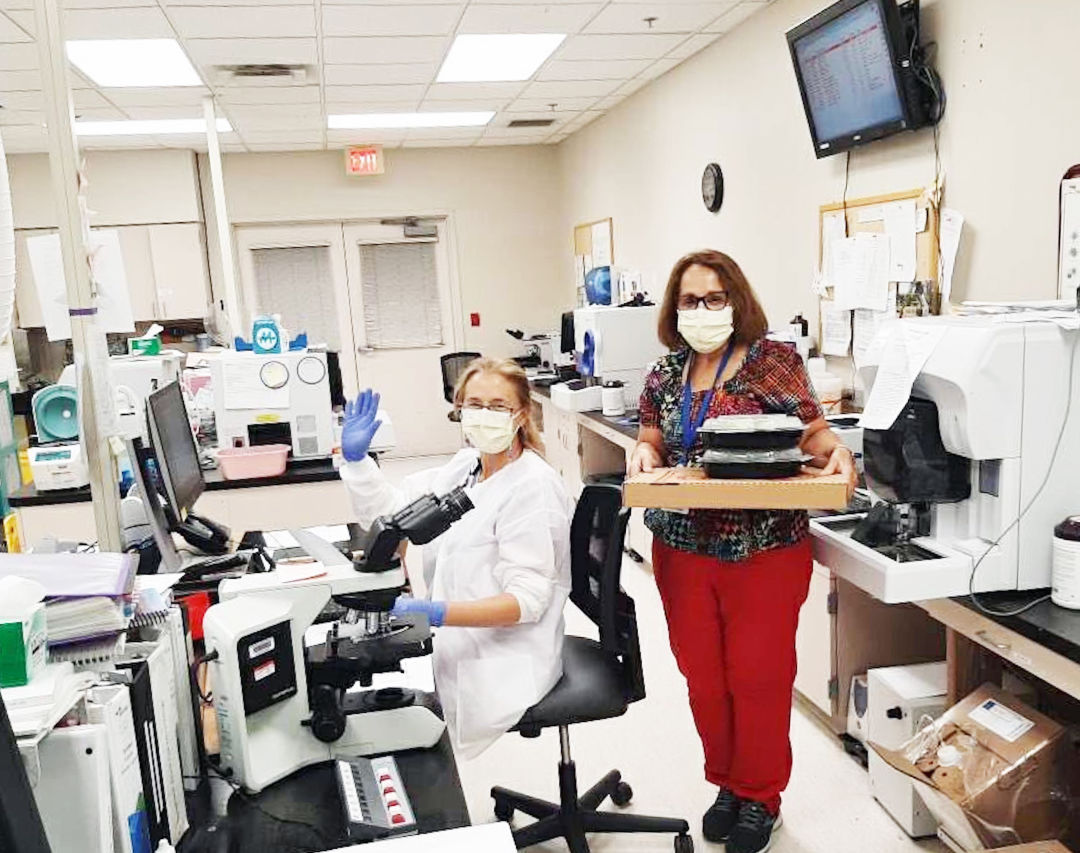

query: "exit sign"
left=345, top=145, right=384, bottom=176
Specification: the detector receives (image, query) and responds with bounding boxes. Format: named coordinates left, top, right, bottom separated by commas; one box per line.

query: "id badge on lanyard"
left=679, top=339, right=736, bottom=466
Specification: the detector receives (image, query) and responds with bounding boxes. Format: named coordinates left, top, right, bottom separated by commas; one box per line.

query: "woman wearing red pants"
left=629, top=250, right=856, bottom=853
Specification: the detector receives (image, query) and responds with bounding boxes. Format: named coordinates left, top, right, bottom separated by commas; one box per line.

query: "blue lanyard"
left=680, top=339, right=736, bottom=464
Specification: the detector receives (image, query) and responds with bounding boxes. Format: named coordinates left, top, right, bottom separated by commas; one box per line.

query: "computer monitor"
left=146, top=380, right=204, bottom=525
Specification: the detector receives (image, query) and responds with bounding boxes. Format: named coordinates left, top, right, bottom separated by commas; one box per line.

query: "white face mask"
left=461, top=408, right=518, bottom=455
left=677, top=305, right=734, bottom=354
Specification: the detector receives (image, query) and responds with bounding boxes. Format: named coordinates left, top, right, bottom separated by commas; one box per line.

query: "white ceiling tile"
left=509, top=96, right=597, bottom=112
left=520, top=79, right=618, bottom=99
left=537, top=58, right=651, bottom=81
left=483, top=122, right=563, bottom=138
left=418, top=97, right=504, bottom=111
left=78, top=135, right=163, bottom=149
left=613, top=75, right=651, bottom=97
left=556, top=33, right=684, bottom=61
left=186, top=38, right=318, bottom=68
left=468, top=0, right=595, bottom=5
left=585, top=3, right=733, bottom=35
left=0, top=125, right=46, bottom=152
left=323, top=36, right=447, bottom=65
left=169, top=6, right=316, bottom=39
left=592, top=92, right=627, bottom=110
left=10, top=6, right=173, bottom=38
left=325, top=84, right=427, bottom=104
left=326, top=99, right=422, bottom=113
left=322, top=0, right=461, bottom=4
left=161, top=0, right=308, bottom=4
left=457, top=3, right=601, bottom=34
left=104, top=88, right=210, bottom=107
left=71, top=89, right=114, bottom=109
left=324, top=63, right=436, bottom=86
left=477, top=135, right=550, bottom=146
left=0, top=109, right=42, bottom=125
left=0, top=0, right=33, bottom=10
left=424, top=81, right=524, bottom=102
left=230, top=114, right=323, bottom=132
left=116, top=105, right=215, bottom=119
left=326, top=128, right=405, bottom=144
left=0, top=43, right=38, bottom=70
left=0, top=90, right=40, bottom=110
left=227, top=103, right=322, bottom=122
left=640, top=57, right=680, bottom=79
left=322, top=4, right=461, bottom=37
left=245, top=141, right=324, bottom=151
left=0, top=69, right=38, bottom=89
left=58, top=0, right=158, bottom=7
left=405, top=126, right=484, bottom=139
left=0, top=11, right=30, bottom=41
left=704, top=0, right=766, bottom=33
left=218, top=85, right=320, bottom=105
left=239, top=129, right=323, bottom=143
left=667, top=32, right=721, bottom=59
left=402, top=138, right=476, bottom=148
left=73, top=106, right=129, bottom=120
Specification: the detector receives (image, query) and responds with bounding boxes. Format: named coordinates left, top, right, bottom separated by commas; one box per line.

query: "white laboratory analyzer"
left=811, top=316, right=1080, bottom=603
left=212, top=350, right=336, bottom=459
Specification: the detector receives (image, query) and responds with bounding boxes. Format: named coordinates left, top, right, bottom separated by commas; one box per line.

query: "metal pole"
left=203, top=96, right=242, bottom=341
left=34, top=0, right=123, bottom=550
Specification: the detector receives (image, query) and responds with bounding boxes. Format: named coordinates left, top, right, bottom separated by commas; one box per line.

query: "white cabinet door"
left=795, top=561, right=835, bottom=717
left=116, top=226, right=157, bottom=321
left=14, top=228, right=50, bottom=328
left=148, top=223, right=210, bottom=320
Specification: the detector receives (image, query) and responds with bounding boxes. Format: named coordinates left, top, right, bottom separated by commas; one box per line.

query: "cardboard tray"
left=623, top=467, right=850, bottom=510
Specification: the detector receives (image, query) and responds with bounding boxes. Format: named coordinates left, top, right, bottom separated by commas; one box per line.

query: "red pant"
left=652, top=537, right=812, bottom=814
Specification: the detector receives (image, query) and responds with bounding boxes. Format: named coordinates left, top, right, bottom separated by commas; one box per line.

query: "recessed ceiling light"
left=66, top=39, right=201, bottom=88
left=328, top=112, right=494, bottom=130
left=74, top=118, right=232, bottom=136
left=437, top=34, right=566, bottom=83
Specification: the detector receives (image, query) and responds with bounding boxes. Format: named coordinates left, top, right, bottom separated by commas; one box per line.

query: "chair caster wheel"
left=612, top=781, right=633, bottom=807
left=494, top=801, right=514, bottom=823
left=674, top=833, right=694, bottom=853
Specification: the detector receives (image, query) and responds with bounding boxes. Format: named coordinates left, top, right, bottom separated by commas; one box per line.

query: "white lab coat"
left=340, top=449, right=572, bottom=758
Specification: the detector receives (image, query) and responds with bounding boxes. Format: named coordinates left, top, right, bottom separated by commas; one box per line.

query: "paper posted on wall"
left=853, top=284, right=898, bottom=368
left=883, top=200, right=917, bottom=283
left=820, top=300, right=852, bottom=356
left=820, top=210, right=847, bottom=289
left=859, top=323, right=947, bottom=430
left=939, top=208, right=965, bottom=305
left=832, top=232, right=890, bottom=311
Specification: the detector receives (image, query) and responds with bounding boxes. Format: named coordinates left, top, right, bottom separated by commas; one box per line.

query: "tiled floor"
left=380, top=455, right=948, bottom=853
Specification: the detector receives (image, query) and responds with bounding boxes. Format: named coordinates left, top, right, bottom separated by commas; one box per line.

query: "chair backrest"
left=440, top=352, right=483, bottom=403
left=569, top=483, right=646, bottom=704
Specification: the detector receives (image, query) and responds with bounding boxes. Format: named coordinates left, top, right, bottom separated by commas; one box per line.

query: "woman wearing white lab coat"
left=339, top=358, right=572, bottom=758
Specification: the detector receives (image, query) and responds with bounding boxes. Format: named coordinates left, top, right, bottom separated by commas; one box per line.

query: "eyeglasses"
left=462, top=401, right=517, bottom=414
left=678, top=292, right=729, bottom=311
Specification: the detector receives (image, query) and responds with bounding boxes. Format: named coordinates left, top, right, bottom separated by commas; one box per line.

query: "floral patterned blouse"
left=639, top=338, right=823, bottom=562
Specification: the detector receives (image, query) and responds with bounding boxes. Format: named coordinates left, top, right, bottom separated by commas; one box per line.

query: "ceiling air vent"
left=507, top=119, right=555, bottom=128
left=214, top=64, right=310, bottom=84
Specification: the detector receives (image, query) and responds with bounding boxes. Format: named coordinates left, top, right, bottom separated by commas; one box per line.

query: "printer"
left=211, top=350, right=335, bottom=459
left=811, top=316, right=1080, bottom=603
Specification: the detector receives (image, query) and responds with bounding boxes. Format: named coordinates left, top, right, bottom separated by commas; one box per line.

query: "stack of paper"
left=45, top=597, right=129, bottom=645
left=0, top=552, right=137, bottom=597
left=1, top=661, right=92, bottom=739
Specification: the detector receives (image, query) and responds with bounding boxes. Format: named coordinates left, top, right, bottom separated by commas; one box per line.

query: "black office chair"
left=440, top=351, right=482, bottom=404
left=491, top=484, right=694, bottom=853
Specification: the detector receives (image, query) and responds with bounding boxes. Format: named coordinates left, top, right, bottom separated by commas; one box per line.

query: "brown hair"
left=657, top=250, right=770, bottom=350
left=453, top=357, right=545, bottom=456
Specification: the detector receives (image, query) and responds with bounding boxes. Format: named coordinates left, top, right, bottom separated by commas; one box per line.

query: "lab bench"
left=9, top=458, right=352, bottom=546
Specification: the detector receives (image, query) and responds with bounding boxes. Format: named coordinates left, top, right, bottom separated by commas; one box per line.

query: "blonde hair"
left=453, top=356, right=545, bottom=456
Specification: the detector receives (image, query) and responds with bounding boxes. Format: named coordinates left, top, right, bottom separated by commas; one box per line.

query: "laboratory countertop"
left=10, top=457, right=342, bottom=508
left=529, top=382, right=640, bottom=442
left=957, top=591, right=1080, bottom=665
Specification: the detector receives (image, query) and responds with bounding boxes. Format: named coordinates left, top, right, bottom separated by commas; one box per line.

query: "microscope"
left=203, top=487, right=473, bottom=793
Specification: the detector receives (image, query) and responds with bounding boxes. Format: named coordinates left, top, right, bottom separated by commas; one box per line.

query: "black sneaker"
left=702, top=787, right=740, bottom=843
left=727, top=800, right=782, bottom=853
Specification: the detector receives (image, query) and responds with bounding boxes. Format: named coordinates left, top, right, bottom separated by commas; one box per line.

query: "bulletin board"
left=572, top=217, right=614, bottom=304
left=816, top=187, right=941, bottom=362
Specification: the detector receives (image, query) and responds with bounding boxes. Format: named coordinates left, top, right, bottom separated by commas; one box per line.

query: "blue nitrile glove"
left=342, top=389, right=383, bottom=462
left=391, top=596, right=447, bottom=628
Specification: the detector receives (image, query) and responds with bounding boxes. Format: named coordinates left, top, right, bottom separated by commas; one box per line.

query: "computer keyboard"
left=335, top=755, right=417, bottom=842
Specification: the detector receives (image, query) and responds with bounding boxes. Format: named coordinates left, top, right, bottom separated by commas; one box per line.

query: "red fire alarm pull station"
left=345, top=145, right=385, bottom=176
left=470, top=313, right=481, bottom=327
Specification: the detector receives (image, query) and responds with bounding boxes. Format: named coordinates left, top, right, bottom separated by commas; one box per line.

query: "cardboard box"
left=871, top=684, right=1071, bottom=850
left=623, top=467, right=850, bottom=510
left=0, top=576, right=47, bottom=687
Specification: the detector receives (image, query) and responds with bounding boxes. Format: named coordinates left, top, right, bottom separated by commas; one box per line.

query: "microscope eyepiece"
left=438, top=486, right=474, bottom=523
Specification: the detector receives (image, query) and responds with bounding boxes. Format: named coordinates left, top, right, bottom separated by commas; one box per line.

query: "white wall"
left=208, top=145, right=569, bottom=357
left=557, top=0, right=1080, bottom=333
left=9, top=150, right=202, bottom=228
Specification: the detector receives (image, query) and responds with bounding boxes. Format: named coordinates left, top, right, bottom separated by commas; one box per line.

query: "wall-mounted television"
left=786, top=0, right=938, bottom=158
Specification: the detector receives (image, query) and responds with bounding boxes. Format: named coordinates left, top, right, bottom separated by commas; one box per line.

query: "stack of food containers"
left=698, top=415, right=811, bottom=478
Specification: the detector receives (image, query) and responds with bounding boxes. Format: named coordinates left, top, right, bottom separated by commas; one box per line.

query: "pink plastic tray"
left=217, top=444, right=290, bottom=480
